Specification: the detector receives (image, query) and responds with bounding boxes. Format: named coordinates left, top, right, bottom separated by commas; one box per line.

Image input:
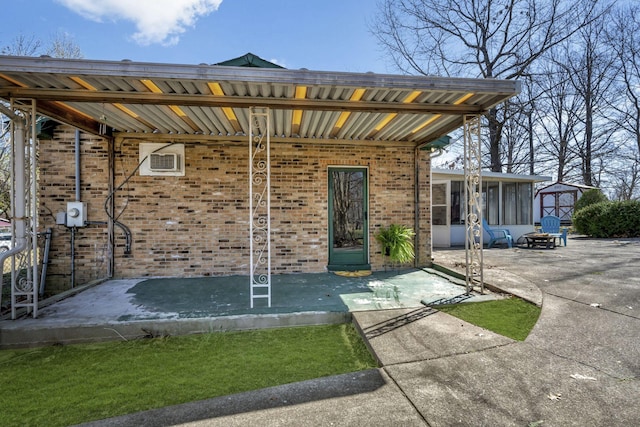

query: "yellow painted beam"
left=330, top=88, right=367, bottom=137
left=207, top=82, right=241, bottom=133
left=69, top=76, right=161, bottom=129
left=292, top=85, right=308, bottom=135
left=140, top=79, right=200, bottom=132
left=367, top=90, right=422, bottom=139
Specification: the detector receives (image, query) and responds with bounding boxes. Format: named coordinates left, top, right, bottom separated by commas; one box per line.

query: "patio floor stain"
left=121, top=268, right=492, bottom=321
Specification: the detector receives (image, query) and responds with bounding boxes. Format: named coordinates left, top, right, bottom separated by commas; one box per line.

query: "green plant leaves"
left=375, top=224, right=415, bottom=263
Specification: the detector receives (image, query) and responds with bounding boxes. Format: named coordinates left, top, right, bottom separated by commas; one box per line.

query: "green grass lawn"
left=437, top=297, right=541, bottom=341
left=0, top=324, right=377, bottom=427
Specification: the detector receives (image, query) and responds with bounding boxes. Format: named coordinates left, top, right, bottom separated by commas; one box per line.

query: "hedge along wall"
left=38, top=125, right=432, bottom=293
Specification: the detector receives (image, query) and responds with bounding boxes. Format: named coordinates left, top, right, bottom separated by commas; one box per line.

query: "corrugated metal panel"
left=0, top=56, right=520, bottom=143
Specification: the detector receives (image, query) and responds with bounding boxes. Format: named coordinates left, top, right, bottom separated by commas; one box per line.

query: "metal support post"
left=5, top=99, right=40, bottom=318
left=463, top=115, right=484, bottom=294
left=249, top=107, right=271, bottom=308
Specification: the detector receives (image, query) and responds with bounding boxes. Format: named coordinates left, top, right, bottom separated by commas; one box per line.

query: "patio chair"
left=540, top=215, right=568, bottom=246
left=482, top=218, right=513, bottom=248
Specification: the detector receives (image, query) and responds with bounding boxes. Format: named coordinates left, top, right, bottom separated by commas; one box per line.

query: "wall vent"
left=139, top=143, right=185, bottom=176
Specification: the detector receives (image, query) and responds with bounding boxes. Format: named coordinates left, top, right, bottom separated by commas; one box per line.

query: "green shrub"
left=574, top=189, right=608, bottom=213
left=375, top=224, right=415, bottom=263
left=573, top=200, right=640, bottom=237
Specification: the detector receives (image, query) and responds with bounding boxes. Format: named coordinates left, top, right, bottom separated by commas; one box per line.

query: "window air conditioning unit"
left=139, top=142, right=185, bottom=176
left=149, top=152, right=180, bottom=172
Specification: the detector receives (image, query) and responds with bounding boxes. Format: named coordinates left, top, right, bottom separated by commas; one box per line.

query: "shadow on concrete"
left=359, top=306, right=438, bottom=339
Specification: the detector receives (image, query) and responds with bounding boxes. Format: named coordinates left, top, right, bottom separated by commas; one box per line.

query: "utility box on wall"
left=66, top=201, right=87, bottom=227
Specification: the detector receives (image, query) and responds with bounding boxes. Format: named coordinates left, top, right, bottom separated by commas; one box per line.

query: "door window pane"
left=518, top=183, right=532, bottom=224
left=331, top=170, right=364, bottom=250
left=503, top=182, right=532, bottom=225
left=451, top=181, right=463, bottom=224
left=503, top=183, right=517, bottom=224
left=432, top=183, right=448, bottom=225
left=484, top=181, right=500, bottom=225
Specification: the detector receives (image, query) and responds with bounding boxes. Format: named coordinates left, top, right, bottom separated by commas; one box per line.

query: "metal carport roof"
left=0, top=55, right=520, bottom=144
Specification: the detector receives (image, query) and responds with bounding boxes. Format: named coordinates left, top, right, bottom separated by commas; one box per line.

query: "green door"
left=328, top=168, right=369, bottom=270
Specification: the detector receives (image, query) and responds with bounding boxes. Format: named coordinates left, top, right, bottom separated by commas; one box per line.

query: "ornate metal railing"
left=3, top=100, right=40, bottom=318
left=463, top=115, right=484, bottom=294
left=249, top=107, right=271, bottom=308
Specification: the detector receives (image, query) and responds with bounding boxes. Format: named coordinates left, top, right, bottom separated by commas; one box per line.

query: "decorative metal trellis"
left=463, top=115, right=484, bottom=294
left=249, top=107, right=271, bottom=308
left=5, top=100, right=40, bottom=318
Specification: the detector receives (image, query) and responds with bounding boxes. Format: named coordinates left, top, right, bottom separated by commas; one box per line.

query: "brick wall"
left=39, top=126, right=432, bottom=292
left=38, top=127, right=111, bottom=293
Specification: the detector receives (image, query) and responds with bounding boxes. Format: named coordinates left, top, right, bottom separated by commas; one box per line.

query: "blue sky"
left=2, top=0, right=393, bottom=73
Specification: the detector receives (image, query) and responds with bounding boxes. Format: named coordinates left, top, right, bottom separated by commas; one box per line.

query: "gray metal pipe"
left=39, top=229, right=52, bottom=296
left=75, top=129, right=81, bottom=201
left=69, top=129, right=81, bottom=288
left=0, top=104, right=18, bottom=120
left=86, top=220, right=132, bottom=255
left=70, top=227, right=75, bottom=288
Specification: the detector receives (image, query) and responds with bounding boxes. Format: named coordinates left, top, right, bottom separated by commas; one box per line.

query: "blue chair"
left=482, top=218, right=513, bottom=248
left=540, top=215, right=568, bottom=246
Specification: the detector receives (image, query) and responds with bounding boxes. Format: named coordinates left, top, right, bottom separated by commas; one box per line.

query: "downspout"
left=414, top=143, right=444, bottom=267
left=107, top=137, right=115, bottom=277
left=75, top=130, right=81, bottom=201
left=70, top=129, right=81, bottom=288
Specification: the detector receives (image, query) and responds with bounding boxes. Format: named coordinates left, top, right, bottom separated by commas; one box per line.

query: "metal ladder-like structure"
left=463, top=115, right=484, bottom=294
left=249, top=107, right=271, bottom=308
left=0, top=99, right=41, bottom=318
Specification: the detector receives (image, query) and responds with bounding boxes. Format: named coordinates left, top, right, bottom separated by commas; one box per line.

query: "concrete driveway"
left=428, top=237, right=640, bottom=425
left=81, top=237, right=640, bottom=427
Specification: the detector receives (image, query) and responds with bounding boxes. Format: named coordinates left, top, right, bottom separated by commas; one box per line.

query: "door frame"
left=327, top=166, right=370, bottom=271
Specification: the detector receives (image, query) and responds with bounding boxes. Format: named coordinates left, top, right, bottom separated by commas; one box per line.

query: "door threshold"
left=327, top=264, right=371, bottom=272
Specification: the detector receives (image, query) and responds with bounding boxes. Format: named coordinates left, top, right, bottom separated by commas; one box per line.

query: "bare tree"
left=532, top=55, right=582, bottom=182
left=45, top=31, right=83, bottom=59
left=606, top=4, right=640, bottom=158
left=602, top=4, right=640, bottom=200
left=497, top=98, right=531, bottom=174
left=608, top=153, right=640, bottom=200
left=561, top=10, right=618, bottom=187
left=1, top=31, right=82, bottom=59
left=372, top=0, right=602, bottom=172
left=0, top=33, right=83, bottom=218
left=1, top=34, right=42, bottom=56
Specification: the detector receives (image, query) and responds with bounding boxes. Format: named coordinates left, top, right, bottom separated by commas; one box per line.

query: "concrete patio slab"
left=1, top=268, right=496, bottom=348
left=352, top=308, right=513, bottom=366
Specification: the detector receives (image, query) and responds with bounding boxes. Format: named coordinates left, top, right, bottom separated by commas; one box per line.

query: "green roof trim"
left=215, top=53, right=285, bottom=69
left=421, top=135, right=451, bottom=151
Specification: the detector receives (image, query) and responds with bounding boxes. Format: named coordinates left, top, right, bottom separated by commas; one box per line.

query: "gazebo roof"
left=0, top=55, right=520, bottom=144
left=214, top=52, right=284, bottom=69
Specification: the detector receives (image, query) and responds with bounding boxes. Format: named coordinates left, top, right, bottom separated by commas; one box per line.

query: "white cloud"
left=56, top=0, right=222, bottom=46
left=269, top=58, right=287, bottom=68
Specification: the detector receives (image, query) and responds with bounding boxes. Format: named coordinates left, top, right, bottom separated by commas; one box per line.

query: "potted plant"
left=375, top=224, right=415, bottom=264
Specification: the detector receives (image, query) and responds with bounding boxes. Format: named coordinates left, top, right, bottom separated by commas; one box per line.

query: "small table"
left=525, top=233, right=556, bottom=249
